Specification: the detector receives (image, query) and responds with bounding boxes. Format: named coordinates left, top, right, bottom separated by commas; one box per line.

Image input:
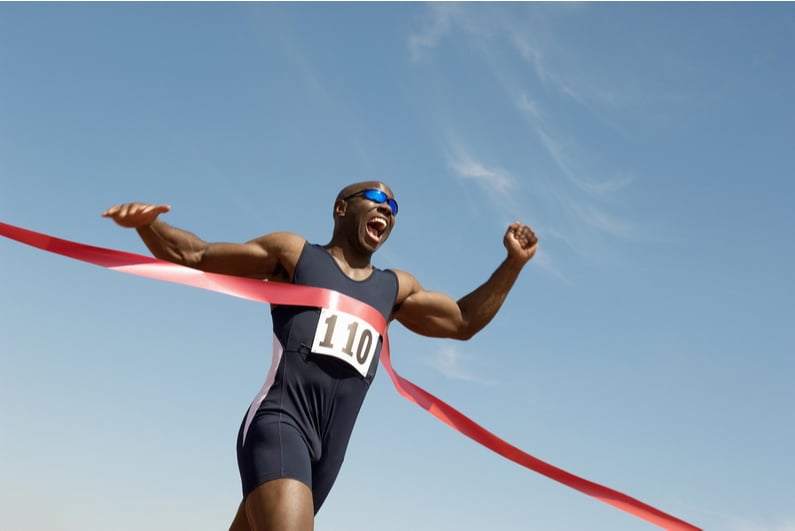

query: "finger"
left=518, top=225, right=536, bottom=241
left=118, top=203, right=132, bottom=219
left=101, top=205, right=120, bottom=217
left=510, top=222, right=532, bottom=233
left=518, top=232, right=537, bottom=249
left=515, top=224, right=532, bottom=234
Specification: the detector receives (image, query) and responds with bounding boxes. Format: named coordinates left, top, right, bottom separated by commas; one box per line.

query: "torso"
left=271, top=242, right=397, bottom=380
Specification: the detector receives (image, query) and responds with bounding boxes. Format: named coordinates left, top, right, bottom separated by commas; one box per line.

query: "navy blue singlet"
left=236, top=242, right=398, bottom=513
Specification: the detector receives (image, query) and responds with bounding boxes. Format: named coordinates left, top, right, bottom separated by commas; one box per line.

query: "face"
left=336, top=181, right=397, bottom=253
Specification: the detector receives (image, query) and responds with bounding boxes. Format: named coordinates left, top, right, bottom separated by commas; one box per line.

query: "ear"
left=333, top=198, right=347, bottom=218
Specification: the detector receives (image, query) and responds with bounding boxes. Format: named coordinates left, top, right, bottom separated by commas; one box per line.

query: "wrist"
left=503, top=254, right=527, bottom=271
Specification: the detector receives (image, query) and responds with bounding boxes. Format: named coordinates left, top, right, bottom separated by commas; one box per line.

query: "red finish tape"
left=1, top=221, right=700, bottom=530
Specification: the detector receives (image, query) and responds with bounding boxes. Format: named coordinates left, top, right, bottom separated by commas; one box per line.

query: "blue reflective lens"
left=355, top=189, right=398, bottom=216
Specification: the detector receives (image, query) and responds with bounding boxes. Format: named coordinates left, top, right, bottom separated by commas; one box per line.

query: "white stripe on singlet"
left=241, top=333, right=284, bottom=445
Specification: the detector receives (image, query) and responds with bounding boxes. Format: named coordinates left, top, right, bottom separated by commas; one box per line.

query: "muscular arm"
left=393, top=222, right=537, bottom=340
left=102, top=202, right=303, bottom=280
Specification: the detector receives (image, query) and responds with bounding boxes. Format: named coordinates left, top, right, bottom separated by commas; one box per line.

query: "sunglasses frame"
left=343, top=189, right=398, bottom=216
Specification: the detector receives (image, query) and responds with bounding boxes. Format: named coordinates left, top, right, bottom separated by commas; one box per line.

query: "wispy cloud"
left=409, top=3, right=650, bottom=266
left=427, top=344, right=495, bottom=384
left=530, top=250, right=572, bottom=285
left=565, top=201, right=636, bottom=240
left=448, top=150, right=515, bottom=196
left=511, top=32, right=586, bottom=106
left=408, top=4, right=458, bottom=63
left=515, top=89, right=643, bottom=243
left=517, top=92, right=540, bottom=119
left=517, top=100, right=635, bottom=196
left=446, top=144, right=527, bottom=223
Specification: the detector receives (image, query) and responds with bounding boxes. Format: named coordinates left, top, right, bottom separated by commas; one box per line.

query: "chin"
left=358, top=230, right=380, bottom=253
left=363, top=240, right=380, bottom=253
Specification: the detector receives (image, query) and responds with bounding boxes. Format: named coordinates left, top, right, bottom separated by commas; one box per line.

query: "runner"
left=102, top=181, right=538, bottom=531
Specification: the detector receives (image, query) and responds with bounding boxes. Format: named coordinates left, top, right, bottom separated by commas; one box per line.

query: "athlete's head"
left=333, top=181, right=397, bottom=253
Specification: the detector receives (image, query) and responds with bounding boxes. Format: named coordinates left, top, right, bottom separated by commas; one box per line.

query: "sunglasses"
left=343, top=189, right=399, bottom=216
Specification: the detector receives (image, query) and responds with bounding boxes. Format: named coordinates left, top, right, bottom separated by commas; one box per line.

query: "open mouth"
left=366, top=216, right=389, bottom=243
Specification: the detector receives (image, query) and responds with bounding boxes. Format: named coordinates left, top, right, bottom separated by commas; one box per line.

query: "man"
left=102, top=181, right=538, bottom=531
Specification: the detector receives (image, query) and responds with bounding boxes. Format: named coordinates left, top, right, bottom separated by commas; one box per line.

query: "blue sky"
left=1, top=3, right=793, bottom=530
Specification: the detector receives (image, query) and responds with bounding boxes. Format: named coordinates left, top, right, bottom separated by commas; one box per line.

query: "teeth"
left=369, top=217, right=388, bottom=229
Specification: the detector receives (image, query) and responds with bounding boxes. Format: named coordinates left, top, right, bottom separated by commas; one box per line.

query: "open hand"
left=504, top=221, right=538, bottom=263
left=102, top=202, right=171, bottom=228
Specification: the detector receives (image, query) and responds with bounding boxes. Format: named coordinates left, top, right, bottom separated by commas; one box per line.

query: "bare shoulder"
left=249, top=231, right=306, bottom=269
left=252, top=231, right=305, bottom=253
left=390, top=269, right=422, bottom=305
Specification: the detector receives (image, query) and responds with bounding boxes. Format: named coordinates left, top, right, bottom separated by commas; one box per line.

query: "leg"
left=310, top=453, right=345, bottom=514
left=229, top=501, right=251, bottom=531
left=237, top=420, right=316, bottom=530
left=244, top=478, right=314, bottom=531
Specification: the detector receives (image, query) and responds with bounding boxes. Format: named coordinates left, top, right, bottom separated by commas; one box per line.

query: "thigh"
left=311, top=407, right=358, bottom=514
left=310, top=452, right=345, bottom=514
left=245, top=478, right=314, bottom=531
left=238, top=417, right=315, bottom=498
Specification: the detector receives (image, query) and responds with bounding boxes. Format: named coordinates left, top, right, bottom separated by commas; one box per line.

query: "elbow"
left=184, top=248, right=205, bottom=269
left=448, top=310, right=479, bottom=341
left=175, top=241, right=211, bottom=269
left=452, top=323, right=477, bottom=341
left=452, top=311, right=495, bottom=340
left=184, top=249, right=209, bottom=270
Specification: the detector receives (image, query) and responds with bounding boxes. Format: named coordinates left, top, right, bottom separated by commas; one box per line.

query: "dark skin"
left=102, top=180, right=538, bottom=531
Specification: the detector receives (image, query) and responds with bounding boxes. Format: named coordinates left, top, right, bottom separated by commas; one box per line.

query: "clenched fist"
left=504, top=221, right=538, bottom=263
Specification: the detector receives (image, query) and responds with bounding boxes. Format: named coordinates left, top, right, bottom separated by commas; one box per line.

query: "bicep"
left=393, top=271, right=467, bottom=339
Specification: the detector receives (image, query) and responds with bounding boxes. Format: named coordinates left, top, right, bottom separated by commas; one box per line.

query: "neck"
left=324, top=241, right=373, bottom=278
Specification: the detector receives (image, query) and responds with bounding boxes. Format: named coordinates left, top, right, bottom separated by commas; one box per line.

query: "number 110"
left=317, top=313, right=374, bottom=364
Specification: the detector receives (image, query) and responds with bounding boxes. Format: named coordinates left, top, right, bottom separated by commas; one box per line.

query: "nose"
left=376, top=202, right=394, bottom=217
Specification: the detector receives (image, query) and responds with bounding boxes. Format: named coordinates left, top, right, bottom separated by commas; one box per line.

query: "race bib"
left=311, top=308, right=381, bottom=377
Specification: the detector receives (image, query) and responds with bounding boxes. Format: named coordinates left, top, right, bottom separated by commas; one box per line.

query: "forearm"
left=136, top=219, right=207, bottom=266
left=455, top=256, right=525, bottom=339
left=395, top=223, right=536, bottom=340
